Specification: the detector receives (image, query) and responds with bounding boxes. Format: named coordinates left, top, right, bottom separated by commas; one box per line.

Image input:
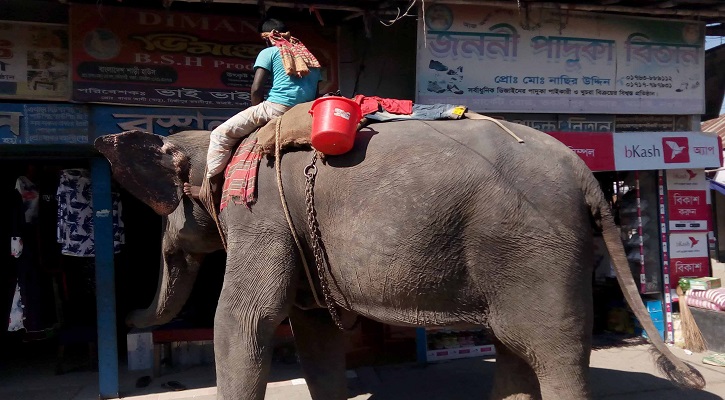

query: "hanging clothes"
left=56, top=168, right=125, bottom=257
left=8, top=284, right=24, bottom=332
left=2, top=187, right=25, bottom=332
left=15, top=175, right=39, bottom=224
left=11, top=174, right=58, bottom=335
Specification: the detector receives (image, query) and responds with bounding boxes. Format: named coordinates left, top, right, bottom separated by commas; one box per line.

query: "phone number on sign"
left=624, top=82, right=673, bottom=89
left=623, top=75, right=673, bottom=82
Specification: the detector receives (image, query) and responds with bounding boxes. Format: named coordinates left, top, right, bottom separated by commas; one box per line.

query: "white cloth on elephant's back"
left=56, top=168, right=125, bottom=257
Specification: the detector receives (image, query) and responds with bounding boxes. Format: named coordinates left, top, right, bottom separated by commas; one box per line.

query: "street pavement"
left=1, top=343, right=724, bottom=399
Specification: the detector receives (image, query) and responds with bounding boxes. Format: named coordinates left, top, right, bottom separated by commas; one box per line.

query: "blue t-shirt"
left=254, top=46, right=321, bottom=107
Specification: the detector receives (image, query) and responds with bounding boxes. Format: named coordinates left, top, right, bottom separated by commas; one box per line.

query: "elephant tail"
left=582, top=172, right=706, bottom=390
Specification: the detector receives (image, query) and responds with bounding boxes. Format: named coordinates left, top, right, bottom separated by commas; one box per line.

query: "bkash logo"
left=662, top=137, right=690, bottom=163
left=624, top=145, right=660, bottom=158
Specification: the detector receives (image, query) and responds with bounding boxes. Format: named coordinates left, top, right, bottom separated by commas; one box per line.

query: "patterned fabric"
left=220, top=136, right=263, bottom=212
left=56, top=168, right=125, bottom=257
left=261, top=30, right=320, bottom=78
left=686, top=296, right=722, bottom=311
left=689, top=288, right=725, bottom=310
left=7, top=283, right=24, bottom=332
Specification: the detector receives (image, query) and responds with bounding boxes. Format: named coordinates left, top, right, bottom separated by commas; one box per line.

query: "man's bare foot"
left=183, top=182, right=201, bottom=199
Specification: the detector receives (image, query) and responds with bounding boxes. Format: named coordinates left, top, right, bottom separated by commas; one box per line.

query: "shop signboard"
left=91, top=106, right=237, bottom=137
left=0, top=103, right=89, bottom=144
left=416, top=4, right=705, bottom=114
left=668, top=232, right=709, bottom=285
left=546, top=132, right=615, bottom=171
left=613, top=131, right=721, bottom=171
left=0, top=20, right=70, bottom=100
left=69, top=4, right=337, bottom=108
left=614, top=115, right=690, bottom=132
left=536, top=132, right=720, bottom=172
left=492, top=114, right=614, bottom=133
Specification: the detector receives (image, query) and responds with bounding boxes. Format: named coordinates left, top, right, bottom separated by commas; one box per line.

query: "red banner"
left=667, top=190, right=710, bottom=232
left=670, top=257, right=710, bottom=284
left=69, top=4, right=337, bottom=108
left=547, top=132, right=615, bottom=171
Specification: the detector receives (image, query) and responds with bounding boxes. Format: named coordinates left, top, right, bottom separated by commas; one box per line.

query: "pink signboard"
left=547, top=131, right=615, bottom=171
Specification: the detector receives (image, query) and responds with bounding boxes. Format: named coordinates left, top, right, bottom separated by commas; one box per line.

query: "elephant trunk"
left=126, top=243, right=203, bottom=329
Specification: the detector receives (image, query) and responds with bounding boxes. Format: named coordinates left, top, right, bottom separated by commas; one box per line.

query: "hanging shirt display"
left=56, top=168, right=125, bottom=257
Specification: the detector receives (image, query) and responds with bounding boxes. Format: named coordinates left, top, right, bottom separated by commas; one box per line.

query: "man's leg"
left=205, top=101, right=290, bottom=178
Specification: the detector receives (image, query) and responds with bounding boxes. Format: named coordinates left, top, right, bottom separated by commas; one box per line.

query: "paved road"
left=2, top=344, right=723, bottom=399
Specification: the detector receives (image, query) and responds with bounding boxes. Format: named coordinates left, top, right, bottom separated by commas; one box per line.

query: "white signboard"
left=669, top=233, right=709, bottom=259
left=613, top=132, right=720, bottom=171
left=0, top=21, right=70, bottom=100
left=666, top=169, right=708, bottom=191
left=417, top=5, right=705, bottom=114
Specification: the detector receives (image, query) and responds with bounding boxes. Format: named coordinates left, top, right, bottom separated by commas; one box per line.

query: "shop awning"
left=710, top=179, right=725, bottom=196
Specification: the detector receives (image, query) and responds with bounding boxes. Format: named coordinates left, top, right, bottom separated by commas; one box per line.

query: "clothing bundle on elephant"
left=94, top=112, right=705, bottom=400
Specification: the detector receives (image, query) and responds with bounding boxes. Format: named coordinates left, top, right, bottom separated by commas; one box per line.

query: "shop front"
left=413, top=3, right=721, bottom=362
left=2, top=3, right=343, bottom=398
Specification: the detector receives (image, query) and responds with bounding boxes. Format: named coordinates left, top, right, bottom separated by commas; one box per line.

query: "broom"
left=676, top=285, right=707, bottom=353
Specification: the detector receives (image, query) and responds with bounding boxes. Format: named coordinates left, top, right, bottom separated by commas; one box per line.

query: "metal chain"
left=304, top=153, right=347, bottom=331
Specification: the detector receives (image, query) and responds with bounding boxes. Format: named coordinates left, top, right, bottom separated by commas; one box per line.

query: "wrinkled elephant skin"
left=94, top=114, right=704, bottom=400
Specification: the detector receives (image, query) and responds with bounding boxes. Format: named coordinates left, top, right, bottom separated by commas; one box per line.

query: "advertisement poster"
left=417, top=5, right=705, bottom=114
left=665, top=169, right=708, bottom=191
left=0, top=103, right=89, bottom=144
left=91, top=106, right=237, bottom=137
left=668, top=232, right=709, bottom=284
left=0, top=21, right=70, bottom=100
left=70, top=4, right=337, bottom=108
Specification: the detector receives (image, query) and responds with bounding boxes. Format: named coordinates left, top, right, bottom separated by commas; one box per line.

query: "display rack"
left=415, top=328, right=495, bottom=363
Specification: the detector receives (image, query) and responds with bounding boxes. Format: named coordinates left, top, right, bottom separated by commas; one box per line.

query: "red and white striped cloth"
left=687, top=288, right=725, bottom=311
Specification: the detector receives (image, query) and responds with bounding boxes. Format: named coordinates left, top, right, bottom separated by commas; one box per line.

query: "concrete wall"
left=337, top=17, right=417, bottom=100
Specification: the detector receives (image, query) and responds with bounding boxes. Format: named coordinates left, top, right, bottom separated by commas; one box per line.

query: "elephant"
left=94, top=107, right=705, bottom=400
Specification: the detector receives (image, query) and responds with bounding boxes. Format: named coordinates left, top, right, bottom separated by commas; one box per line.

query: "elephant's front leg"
left=289, top=307, right=347, bottom=400
left=213, top=240, right=297, bottom=400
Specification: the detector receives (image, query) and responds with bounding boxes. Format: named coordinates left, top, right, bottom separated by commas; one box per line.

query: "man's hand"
left=251, top=67, right=270, bottom=106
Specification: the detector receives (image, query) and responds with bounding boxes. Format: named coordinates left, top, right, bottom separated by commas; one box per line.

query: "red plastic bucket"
left=308, top=96, right=362, bottom=155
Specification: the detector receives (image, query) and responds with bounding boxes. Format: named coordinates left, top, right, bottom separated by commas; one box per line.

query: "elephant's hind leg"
left=489, top=340, right=541, bottom=400
left=488, top=294, right=593, bottom=400
left=289, top=307, right=347, bottom=400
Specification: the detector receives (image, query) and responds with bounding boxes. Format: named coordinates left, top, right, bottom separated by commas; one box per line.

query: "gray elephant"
left=94, top=108, right=704, bottom=400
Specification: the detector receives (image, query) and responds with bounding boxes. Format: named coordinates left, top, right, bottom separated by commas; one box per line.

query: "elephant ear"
left=94, top=130, right=189, bottom=216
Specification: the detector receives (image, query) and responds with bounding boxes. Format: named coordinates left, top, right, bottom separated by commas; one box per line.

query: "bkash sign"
left=613, top=131, right=721, bottom=171
left=548, top=131, right=721, bottom=172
